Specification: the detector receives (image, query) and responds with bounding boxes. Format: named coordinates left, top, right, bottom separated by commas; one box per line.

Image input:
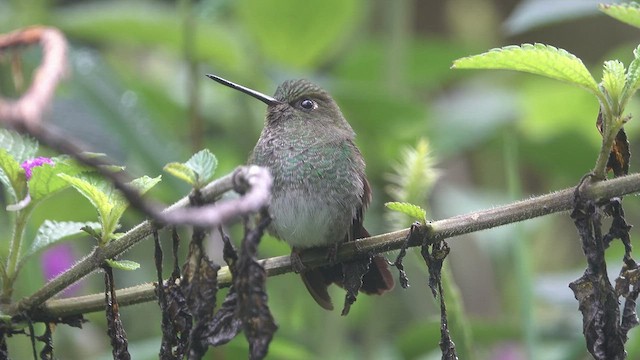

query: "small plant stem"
left=2, top=208, right=30, bottom=303
left=593, top=120, right=623, bottom=179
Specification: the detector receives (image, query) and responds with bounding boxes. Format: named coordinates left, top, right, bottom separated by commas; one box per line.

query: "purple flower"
left=40, top=243, right=82, bottom=296
left=20, top=157, right=53, bottom=180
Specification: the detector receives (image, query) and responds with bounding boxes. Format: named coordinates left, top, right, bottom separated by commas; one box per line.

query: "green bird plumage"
left=207, top=75, right=394, bottom=311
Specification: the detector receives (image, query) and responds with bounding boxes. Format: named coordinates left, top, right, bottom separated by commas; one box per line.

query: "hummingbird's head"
left=206, top=74, right=353, bottom=134
left=270, top=79, right=351, bottom=131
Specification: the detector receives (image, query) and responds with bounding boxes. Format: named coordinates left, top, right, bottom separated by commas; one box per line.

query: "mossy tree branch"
left=24, top=171, right=640, bottom=319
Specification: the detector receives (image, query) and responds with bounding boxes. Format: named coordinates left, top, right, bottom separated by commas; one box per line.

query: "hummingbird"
left=206, top=74, right=394, bottom=311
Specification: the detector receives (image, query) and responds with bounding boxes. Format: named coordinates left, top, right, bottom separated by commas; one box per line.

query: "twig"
left=0, top=26, right=256, bottom=231
left=26, top=172, right=640, bottom=319
left=6, top=166, right=271, bottom=316
left=0, top=26, right=68, bottom=128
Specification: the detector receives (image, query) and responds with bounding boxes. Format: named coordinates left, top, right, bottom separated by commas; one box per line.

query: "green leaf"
left=29, top=156, right=89, bottom=201
left=107, top=175, right=162, bottom=242
left=60, top=173, right=160, bottom=244
left=128, top=175, right=162, bottom=196
left=109, top=175, right=162, bottom=228
left=237, top=0, right=362, bottom=69
left=163, top=162, right=197, bottom=186
left=385, top=202, right=427, bottom=224
left=0, top=149, right=26, bottom=201
left=0, top=129, right=38, bottom=164
left=600, top=3, right=640, bottom=29
left=625, top=45, right=640, bottom=98
left=185, top=149, right=217, bottom=186
left=58, top=173, right=113, bottom=234
left=105, top=259, right=140, bottom=271
left=452, top=43, right=599, bottom=95
left=164, top=150, right=217, bottom=188
left=602, top=60, right=626, bottom=108
left=81, top=225, right=102, bottom=240
left=25, top=220, right=101, bottom=260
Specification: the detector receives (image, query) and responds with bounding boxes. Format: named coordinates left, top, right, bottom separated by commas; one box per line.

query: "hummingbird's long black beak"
left=206, top=74, right=281, bottom=106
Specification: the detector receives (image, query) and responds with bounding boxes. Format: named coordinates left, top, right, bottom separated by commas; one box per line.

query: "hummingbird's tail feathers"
left=300, top=268, right=336, bottom=311
left=352, top=225, right=395, bottom=294
left=300, top=256, right=393, bottom=310
left=360, top=255, right=395, bottom=294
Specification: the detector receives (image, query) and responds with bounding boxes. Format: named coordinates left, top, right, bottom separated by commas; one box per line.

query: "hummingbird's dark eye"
left=300, top=98, right=317, bottom=110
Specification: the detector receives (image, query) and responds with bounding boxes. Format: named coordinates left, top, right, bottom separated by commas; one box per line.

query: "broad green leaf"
left=128, top=175, right=162, bottom=196
left=452, top=43, right=599, bottom=95
left=108, top=175, right=162, bottom=240
left=60, top=173, right=160, bottom=244
left=385, top=202, right=427, bottom=224
left=0, top=149, right=26, bottom=201
left=163, top=162, right=197, bottom=186
left=29, top=156, right=89, bottom=201
left=58, top=173, right=113, bottom=231
left=625, top=45, right=640, bottom=97
left=165, top=150, right=217, bottom=187
left=237, top=0, right=362, bottom=69
left=185, top=149, right=217, bottom=187
left=105, top=259, right=140, bottom=271
left=0, top=129, right=38, bottom=163
left=600, top=3, right=640, bottom=29
left=602, top=60, right=626, bottom=107
left=110, top=175, right=162, bottom=212
left=25, top=220, right=100, bottom=260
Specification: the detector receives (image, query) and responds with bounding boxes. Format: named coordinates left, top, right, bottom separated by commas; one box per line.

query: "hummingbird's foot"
left=290, top=248, right=306, bottom=273
left=326, top=243, right=339, bottom=264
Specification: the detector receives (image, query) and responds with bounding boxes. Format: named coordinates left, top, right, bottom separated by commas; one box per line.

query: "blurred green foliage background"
left=2, top=0, right=640, bottom=359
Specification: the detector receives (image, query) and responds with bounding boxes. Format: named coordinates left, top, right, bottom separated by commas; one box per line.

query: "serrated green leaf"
left=106, top=175, right=161, bottom=243
left=163, top=162, right=197, bottom=185
left=385, top=202, right=427, bottom=223
left=58, top=173, right=113, bottom=232
left=625, top=45, right=640, bottom=98
left=81, top=225, right=102, bottom=240
left=0, top=149, right=26, bottom=201
left=185, top=149, right=217, bottom=187
left=110, top=175, right=162, bottom=211
left=29, top=156, right=89, bottom=201
left=602, top=60, right=626, bottom=106
left=164, top=150, right=217, bottom=188
left=452, top=43, right=599, bottom=95
left=105, top=259, right=140, bottom=271
left=600, top=3, right=640, bottom=29
left=24, top=220, right=101, bottom=260
left=0, top=129, right=38, bottom=163
left=60, top=173, right=160, bottom=244
left=129, top=175, right=162, bottom=195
